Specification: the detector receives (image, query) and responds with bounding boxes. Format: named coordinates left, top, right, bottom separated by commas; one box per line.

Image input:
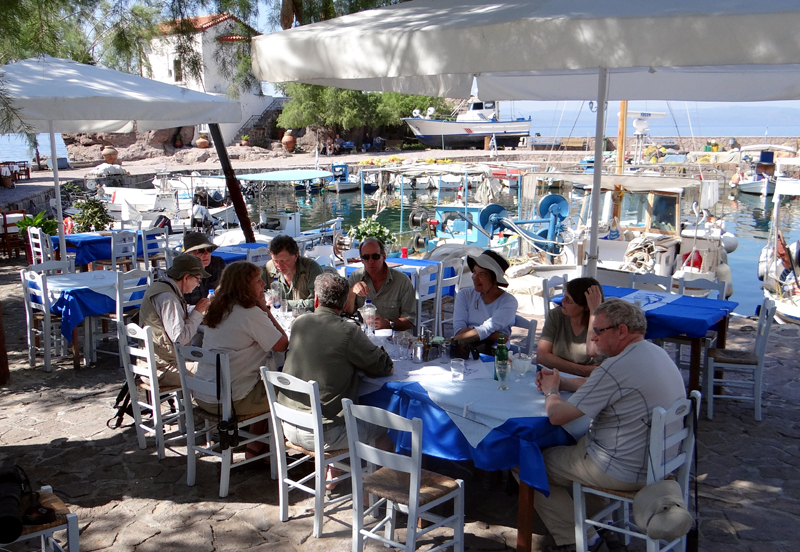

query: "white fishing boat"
left=403, top=98, right=531, bottom=149
left=731, top=145, right=797, bottom=195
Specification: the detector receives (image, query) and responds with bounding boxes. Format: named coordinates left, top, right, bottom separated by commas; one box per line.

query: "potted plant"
left=347, top=217, right=398, bottom=250
left=240, top=134, right=250, bottom=147
left=16, top=211, right=58, bottom=263
left=196, top=133, right=210, bottom=149
left=72, top=198, right=113, bottom=232
left=0, top=166, right=13, bottom=188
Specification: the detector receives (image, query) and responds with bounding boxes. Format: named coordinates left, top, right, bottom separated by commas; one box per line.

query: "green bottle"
left=494, top=333, right=508, bottom=382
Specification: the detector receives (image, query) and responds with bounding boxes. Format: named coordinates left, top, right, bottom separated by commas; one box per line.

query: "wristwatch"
left=389, top=320, right=396, bottom=331
left=544, top=391, right=558, bottom=398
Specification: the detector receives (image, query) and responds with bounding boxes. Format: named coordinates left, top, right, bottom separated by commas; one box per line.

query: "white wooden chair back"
left=261, top=368, right=352, bottom=537
left=512, top=315, right=538, bottom=356
left=415, top=264, right=439, bottom=336
left=140, top=226, right=172, bottom=272
left=28, top=260, right=72, bottom=275
left=119, top=323, right=184, bottom=459
left=28, top=227, right=55, bottom=264
left=437, top=257, right=464, bottom=337
left=111, top=230, right=137, bottom=269
left=628, top=272, right=674, bottom=292
left=677, top=276, right=727, bottom=299
left=754, top=298, right=776, bottom=359
left=542, top=273, right=568, bottom=320
left=20, top=267, right=68, bottom=370
left=175, top=345, right=276, bottom=496
left=343, top=399, right=465, bottom=552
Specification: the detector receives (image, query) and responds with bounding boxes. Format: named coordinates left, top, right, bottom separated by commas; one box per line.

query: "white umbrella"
left=250, top=0, right=800, bottom=275
left=2, top=55, right=242, bottom=253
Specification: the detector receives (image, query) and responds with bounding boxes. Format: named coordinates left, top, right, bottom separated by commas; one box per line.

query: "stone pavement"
left=1, top=255, right=799, bottom=551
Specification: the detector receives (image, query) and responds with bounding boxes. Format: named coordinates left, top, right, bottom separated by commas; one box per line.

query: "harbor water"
left=273, top=183, right=789, bottom=317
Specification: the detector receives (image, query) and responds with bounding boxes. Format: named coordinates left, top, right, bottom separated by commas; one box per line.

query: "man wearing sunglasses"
left=344, top=237, right=415, bottom=332
left=182, top=232, right=225, bottom=306
left=531, top=299, right=685, bottom=552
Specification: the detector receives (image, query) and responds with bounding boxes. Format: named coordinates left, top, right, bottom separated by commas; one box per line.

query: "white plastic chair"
left=175, top=345, right=276, bottom=497
left=20, top=265, right=72, bottom=370
left=662, top=278, right=728, bottom=370
left=574, top=391, right=700, bottom=552
left=9, top=485, right=79, bottom=552
left=542, top=273, right=568, bottom=321
left=628, top=272, right=674, bottom=292
left=89, top=268, right=153, bottom=363
left=261, top=369, right=352, bottom=538
left=415, top=264, right=439, bottom=337
left=139, top=226, right=173, bottom=275
left=511, top=315, right=538, bottom=356
left=246, top=246, right=271, bottom=266
left=436, top=257, right=464, bottom=337
left=704, top=298, right=776, bottom=421
left=342, top=398, right=465, bottom=552
left=120, top=323, right=185, bottom=460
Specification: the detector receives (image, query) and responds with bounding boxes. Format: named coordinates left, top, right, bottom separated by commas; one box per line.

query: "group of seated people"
left=139, top=232, right=687, bottom=551
left=324, top=134, right=345, bottom=156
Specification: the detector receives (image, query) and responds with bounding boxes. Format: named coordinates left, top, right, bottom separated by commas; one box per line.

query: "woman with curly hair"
left=193, top=261, right=289, bottom=457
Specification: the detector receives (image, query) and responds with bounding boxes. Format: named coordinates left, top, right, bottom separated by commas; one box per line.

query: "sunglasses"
left=192, top=247, right=212, bottom=254
left=361, top=253, right=383, bottom=261
left=593, top=325, right=618, bottom=335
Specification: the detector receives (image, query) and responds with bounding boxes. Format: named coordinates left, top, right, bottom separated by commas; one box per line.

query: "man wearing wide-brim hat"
left=140, top=254, right=211, bottom=386
left=182, top=232, right=224, bottom=306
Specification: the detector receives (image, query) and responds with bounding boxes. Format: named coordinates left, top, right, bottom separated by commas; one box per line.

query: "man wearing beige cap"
left=140, top=254, right=211, bottom=386
left=182, top=232, right=224, bottom=306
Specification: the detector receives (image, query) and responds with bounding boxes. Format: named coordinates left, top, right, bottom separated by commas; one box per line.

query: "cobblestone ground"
left=1, top=256, right=799, bottom=552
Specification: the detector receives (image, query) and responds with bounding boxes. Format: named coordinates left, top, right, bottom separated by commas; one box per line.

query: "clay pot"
left=101, top=146, right=119, bottom=165
left=240, top=139, right=250, bottom=147
left=1, top=176, right=12, bottom=189
left=196, top=136, right=210, bottom=149
left=174, top=138, right=183, bottom=148
left=281, top=132, right=296, bottom=152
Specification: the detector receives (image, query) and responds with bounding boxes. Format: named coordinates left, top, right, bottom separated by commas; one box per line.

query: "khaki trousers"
left=534, top=436, right=644, bottom=546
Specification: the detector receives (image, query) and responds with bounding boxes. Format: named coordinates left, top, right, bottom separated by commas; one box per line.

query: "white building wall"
left=145, top=21, right=275, bottom=146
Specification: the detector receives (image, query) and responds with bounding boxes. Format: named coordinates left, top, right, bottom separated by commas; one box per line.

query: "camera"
left=0, top=466, right=26, bottom=543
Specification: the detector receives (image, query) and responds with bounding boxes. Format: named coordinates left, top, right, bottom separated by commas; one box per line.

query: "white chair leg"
left=454, top=482, right=465, bottom=552
left=573, top=482, right=589, bottom=552
left=66, top=512, right=79, bottom=552
left=219, top=448, right=232, bottom=497
left=186, top=422, right=197, bottom=488
left=754, top=365, right=763, bottom=421
left=313, top=455, right=325, bottom=538
left=153, top=394, right=166, bottom=460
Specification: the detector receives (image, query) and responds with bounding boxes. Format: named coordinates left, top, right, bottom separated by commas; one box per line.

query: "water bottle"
left=360, top=299, right=377, bottom=337
left=270, top=277, right=281, bottom=309
left=494, top=334, right=508, bottom=382
left=207, top=288, right=215, bottom=299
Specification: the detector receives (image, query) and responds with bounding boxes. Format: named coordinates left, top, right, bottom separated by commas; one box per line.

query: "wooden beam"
left=209, top=124, right=255, bottom=243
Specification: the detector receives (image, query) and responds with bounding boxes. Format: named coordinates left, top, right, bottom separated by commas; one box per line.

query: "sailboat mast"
left=616, top=101, right=627, bottom=174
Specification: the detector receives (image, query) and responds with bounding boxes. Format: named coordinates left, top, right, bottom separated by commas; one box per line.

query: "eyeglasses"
left=361, top=253, right=382, bottom=261
left=191, top=274, right=203, bottom=283
left=192, top=247, right=212, bottom=255
left=593, top=325, right=618, bottom=335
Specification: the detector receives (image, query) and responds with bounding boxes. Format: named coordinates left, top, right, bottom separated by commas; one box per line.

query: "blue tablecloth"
left=556, top=285, right=738, bottom=339
left=360, top=380, right=575, bottom=495
left=215, top=243, right=272, bottom=264
left=52, top=232, right=145, bottom=265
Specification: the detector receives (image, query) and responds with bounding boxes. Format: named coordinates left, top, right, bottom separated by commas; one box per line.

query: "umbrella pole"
left=48, top=122, right=67, bottom=255
left=209, top=124, right=255, bottom=242
left=584, top=68, right=608, bottom=278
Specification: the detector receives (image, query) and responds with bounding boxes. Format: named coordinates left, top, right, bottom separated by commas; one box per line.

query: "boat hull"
left=403, top=118, right=530, bottom=148
left=737, top=178, right=776, bottom=195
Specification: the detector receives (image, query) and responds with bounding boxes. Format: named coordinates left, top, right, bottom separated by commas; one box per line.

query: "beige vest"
left=139, top=279, right=186, bottom=370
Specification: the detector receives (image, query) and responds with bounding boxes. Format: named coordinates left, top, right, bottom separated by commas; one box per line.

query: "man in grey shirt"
left=534, top=298, right=686, bottom=552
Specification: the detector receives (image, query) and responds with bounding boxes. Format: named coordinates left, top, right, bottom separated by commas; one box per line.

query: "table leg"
left=0, top=302, right=9, bottom=385
left=517, top=481, right=535, bottom=552
left=72, top=328, right=80, bottom=369
left=688, top=337, right=702, bottom=392
left=717, top=315, right=729, bottom=348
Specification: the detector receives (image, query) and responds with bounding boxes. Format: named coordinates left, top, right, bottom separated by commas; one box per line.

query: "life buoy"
left=716, top=263, right=733, bottom=298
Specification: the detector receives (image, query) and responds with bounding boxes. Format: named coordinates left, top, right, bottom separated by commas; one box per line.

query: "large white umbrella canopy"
left=2, top=56, right=242, bottom=252
left=251, top=0, right=800, bottom=275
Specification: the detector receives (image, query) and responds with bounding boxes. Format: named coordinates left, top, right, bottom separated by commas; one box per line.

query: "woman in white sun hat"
left=452, top=249, right=518, bottom=356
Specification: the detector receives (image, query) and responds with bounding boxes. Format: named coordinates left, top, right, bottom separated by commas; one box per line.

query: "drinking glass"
left=450, top=359, right=465, bottom=382
left=515, top=354, right=530, bottom=381
left=496, top=362, right=510, bottom=390
left=439, top=341, right=452, bottom=364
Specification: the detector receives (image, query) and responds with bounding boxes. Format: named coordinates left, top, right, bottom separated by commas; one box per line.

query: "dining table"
left=359, top=354, right=589, bottom=552
left=36, top=271, right=147, bottom=367
left=554, top=285, right=738, bottom=391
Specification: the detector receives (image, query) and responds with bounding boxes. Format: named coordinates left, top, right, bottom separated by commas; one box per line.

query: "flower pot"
left=240, top=139, right=250, bottom=147
left=1, top=176, right=12, bottom=189
left=196, top=136, right=210, bottom=149
left=281, top=134, right=296, bottom=152
left=174, top=138, right=183, bottom=148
